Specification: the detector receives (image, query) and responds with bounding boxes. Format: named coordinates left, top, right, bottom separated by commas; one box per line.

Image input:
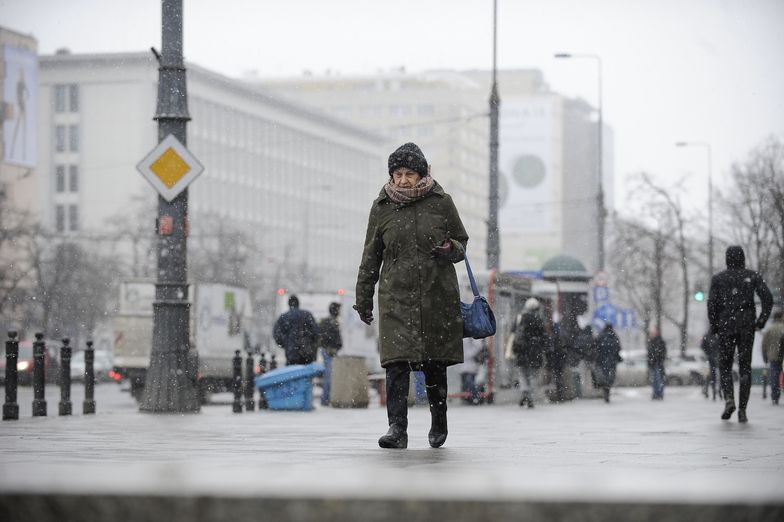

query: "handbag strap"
left=464, top=253, right=480, bottom=298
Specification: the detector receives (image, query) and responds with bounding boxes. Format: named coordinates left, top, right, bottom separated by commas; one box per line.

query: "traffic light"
left=693, top=286, right=705, bottom=302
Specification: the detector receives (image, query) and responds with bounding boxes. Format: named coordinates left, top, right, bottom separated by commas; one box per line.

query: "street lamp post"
left=675, top=141, right=713, bottom=277
left=140, top=0, right=200, bottom=413
left=487, top=0, right=501, bottom=271
left=554, top=53, right=605, bottom=272
left=303, top=184, right=331, bottom=291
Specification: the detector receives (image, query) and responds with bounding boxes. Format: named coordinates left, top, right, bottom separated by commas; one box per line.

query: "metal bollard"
left=258, top=352, right=268, bottom=410
left=32, top=333, right=47, bottom=416
left=58, top=338, right=73, bottom=416
left=232, top=350, right=243, bottom=413
left=244, top=351, right=255, bottom=411
left=83, top=341, right=96, bottom=414
left=3, top=332, right=19, bottom=420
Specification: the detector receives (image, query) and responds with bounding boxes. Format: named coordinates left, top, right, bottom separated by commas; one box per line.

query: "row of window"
left=54, top=165, right=79, bottom=193
left=53, top=86, right=80, bottom=234
left=54, top=84, right=79, bottom=113
left=334, top=104, right=436, bottom=118
left=54, top=125, right=79, bottom=153
left=190, top=98, right=379, bottom=173
left=54, top=204, right=79, bottom=233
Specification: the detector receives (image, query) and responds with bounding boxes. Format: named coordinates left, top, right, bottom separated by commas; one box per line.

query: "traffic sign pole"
left=139, top=0, right=200, bottom=413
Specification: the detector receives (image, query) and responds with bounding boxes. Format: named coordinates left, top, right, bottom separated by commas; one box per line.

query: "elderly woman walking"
left=354, top=142, right=468, bottom=449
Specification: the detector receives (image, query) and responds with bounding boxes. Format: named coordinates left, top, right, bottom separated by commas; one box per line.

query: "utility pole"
left=140, top=0, right=200, bottom=413
left=487, top=0, right=501, bottom=271
left=596, top=58, right=605, bottom=272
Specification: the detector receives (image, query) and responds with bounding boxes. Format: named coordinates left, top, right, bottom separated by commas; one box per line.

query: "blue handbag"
left=461, top=254, right=496, bottom=339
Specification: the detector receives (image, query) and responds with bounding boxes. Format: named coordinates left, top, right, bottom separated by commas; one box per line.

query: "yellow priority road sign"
left=136, top=134, right=204, bottom=202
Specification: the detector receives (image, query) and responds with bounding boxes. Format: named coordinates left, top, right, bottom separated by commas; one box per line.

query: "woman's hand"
left=430, top=239, right=452, bottom=258
left=353, top=304, right=374, bottom=325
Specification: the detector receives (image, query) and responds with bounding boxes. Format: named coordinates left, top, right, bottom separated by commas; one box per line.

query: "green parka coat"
left=355, top=181, right=468, bottom=368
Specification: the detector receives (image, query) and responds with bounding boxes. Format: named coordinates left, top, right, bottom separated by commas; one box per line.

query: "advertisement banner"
left=2, top=45, right=37, bottom=168
left=498, top=96, right=555, bottom=234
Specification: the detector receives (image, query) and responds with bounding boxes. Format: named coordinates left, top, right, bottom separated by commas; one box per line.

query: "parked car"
left=0, top=339, right=60, bottom=385
left=614, top=354, right=649, bottom=387
left=70, top=350, right=117, bottom=382
left=665, top=348, right=709, bottom=386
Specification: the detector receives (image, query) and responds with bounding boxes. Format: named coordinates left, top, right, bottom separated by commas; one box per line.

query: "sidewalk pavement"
left=1, top=383, right=782, bottom=521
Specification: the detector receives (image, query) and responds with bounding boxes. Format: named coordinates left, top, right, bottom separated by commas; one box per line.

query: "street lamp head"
left=675, top=141, right=689, bottom=147
left=554, top=53, right=572, bottom=58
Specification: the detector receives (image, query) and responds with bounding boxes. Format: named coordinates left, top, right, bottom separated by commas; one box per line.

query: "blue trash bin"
left=255, top=363, right=324, bottom=411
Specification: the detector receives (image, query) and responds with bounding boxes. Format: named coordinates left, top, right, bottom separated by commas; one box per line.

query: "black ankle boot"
left=737, top=409, right=748, bottom=423
left=378, top=424, right=408, bottom=449
left=721, top=401, right=736, bottom=420
left=427, top=385, right=448, bottom=448
left=429, top=413, right=447, bottom=448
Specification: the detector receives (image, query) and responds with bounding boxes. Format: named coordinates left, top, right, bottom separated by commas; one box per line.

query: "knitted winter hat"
left=387, top=142, right=428, bottom=178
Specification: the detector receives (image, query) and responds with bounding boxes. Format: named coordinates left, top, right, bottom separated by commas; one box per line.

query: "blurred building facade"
left=35, top=51, right=385, bottom=328
left=462, top=69, right=614, bottom=275
left=255, top=70, right=490, bottom=270
left=260, top=69, right=613, bottom=274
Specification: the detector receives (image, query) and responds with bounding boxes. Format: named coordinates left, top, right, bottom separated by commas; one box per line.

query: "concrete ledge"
left=1, top=494, right=782, bottom=522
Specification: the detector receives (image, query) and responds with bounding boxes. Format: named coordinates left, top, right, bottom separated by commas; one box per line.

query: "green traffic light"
left=694, top=291, right=705, bottom=302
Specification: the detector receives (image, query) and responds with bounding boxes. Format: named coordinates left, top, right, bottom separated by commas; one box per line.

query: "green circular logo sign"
left=512, top=155, right=546, bottom=188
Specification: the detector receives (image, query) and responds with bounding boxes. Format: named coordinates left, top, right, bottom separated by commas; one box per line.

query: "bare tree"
left=0, top=190, right=37, bottom=325
left=105, top=192, right=157, bottom=279
left=611, top=173, right=699, bottom=356
left=188, top=213, right=262, bottom=289
left=609, top=217, right=656, bottom=334
left=719, top=135, right=784, bottom=300
left=635, top=173, right=693, bottom=356
left=26, top=235, right=120, bottom=344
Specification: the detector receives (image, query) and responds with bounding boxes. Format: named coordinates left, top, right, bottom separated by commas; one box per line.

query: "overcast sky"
left=3, top=0, right=783, bottom=217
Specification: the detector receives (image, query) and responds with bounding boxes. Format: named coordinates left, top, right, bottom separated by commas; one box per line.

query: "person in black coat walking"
left=700, top=330, right=721, bottom=400
left=512, top=298, right=547, bottom=408
left=647, top=328, right=667, bottom=400
left=594, top=323, right=622, bottom=403
left=707, top=246, right=773, bottom=423
left=273, top=295, right=320, bottom=365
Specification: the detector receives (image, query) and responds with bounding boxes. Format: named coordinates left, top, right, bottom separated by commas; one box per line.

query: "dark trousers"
left=770, top=362, right=782, bottom=403
left=385, top=361, right=447, bottom=430
left=718, top=328, right=755, bottom=410
left=705, top=355, right=719, bottom=399
left=460, top=372, right=480, bottom=404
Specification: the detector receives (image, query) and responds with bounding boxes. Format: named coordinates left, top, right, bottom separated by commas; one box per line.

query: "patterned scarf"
left=384, top=175, right=435, bottom=204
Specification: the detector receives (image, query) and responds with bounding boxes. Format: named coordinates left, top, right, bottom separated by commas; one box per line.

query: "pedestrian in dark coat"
left=760, top=310, right=783, bottom=405
left=272, top=295, right=319, bottom=365
left=354, top=142, right=468, bottom=450
left=647, top=328, right=667, bottom=400
left=594, top=323, right=622, bottom=403
left=512, top=298, right=546, bottom=408
left=700, top=331, right=721, bottom=400
left=707, top=246, right=773, bottom=423
left=574, top=325, right=595, bottom=363
left=318, top=302, right=343, bottom=406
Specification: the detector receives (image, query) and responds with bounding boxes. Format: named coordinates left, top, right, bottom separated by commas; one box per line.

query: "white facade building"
left=36, top=51, right=386, bottom=307
left=257, top=70, right=490, bottom=270
left=464, top=69, right=614, bottom=274
left=266, top=69, right=614, bottom=275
